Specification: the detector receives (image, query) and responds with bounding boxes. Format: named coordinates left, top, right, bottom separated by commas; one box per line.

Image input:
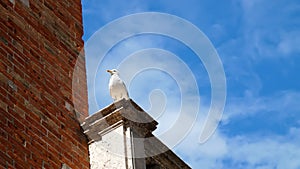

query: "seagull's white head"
left=107, top=69, right=119, bottom=75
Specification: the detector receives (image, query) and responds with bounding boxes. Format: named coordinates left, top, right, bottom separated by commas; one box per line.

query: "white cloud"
left=278, top=31, right=300, bottom=56
left=223, top=90, right=300, bottom=123
left=217, top=0, right=300, bottom=61
left=226, top=128, right=300, bottom=169
left=82, top=0, right=148, bottom=23
left=174, top=122, right=300, bottom=169
left=172, top=90, right=300, bottom=168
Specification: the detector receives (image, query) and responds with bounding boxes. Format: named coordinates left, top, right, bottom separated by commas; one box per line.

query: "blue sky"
left=81, top=0, right=300, bottom=168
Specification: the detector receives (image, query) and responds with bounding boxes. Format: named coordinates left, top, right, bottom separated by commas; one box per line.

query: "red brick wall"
left=0, top=0, right=89, bottom=168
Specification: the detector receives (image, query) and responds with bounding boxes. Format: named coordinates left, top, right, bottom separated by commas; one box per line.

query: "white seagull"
left=107, top=69, right=129, bottom=101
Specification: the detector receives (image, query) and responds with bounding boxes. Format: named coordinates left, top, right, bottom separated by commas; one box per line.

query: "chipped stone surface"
left=89, top=125, right=133, bottom=169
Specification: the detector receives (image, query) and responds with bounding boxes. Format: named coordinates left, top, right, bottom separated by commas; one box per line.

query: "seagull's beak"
left=107, top=69, right=113, bottom=74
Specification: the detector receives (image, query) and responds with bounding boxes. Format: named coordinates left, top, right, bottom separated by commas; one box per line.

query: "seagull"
left=107, top=69, right=129, bottom=101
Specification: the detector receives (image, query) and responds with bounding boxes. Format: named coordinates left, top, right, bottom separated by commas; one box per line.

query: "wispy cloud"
left=173, top=90, right=300, bottom=169
left=278, top=31, right=300, bottom=56
left=225, top=127, right=300, bottom=169
left=223, top=90, right=300, bottom=122
left=82, top=0, right=149, bottom=40
left=239, top=0, right=299, bottom=59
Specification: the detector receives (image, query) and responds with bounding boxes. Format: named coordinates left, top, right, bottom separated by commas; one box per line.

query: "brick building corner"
left=0, top=0, right=89, bottom=168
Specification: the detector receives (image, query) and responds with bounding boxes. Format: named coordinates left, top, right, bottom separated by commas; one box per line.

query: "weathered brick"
left=1, top=0, right=89, bottom=168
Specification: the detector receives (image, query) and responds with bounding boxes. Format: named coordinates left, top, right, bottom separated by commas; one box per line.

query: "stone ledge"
left=81, top=99, right=158, bottom=143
